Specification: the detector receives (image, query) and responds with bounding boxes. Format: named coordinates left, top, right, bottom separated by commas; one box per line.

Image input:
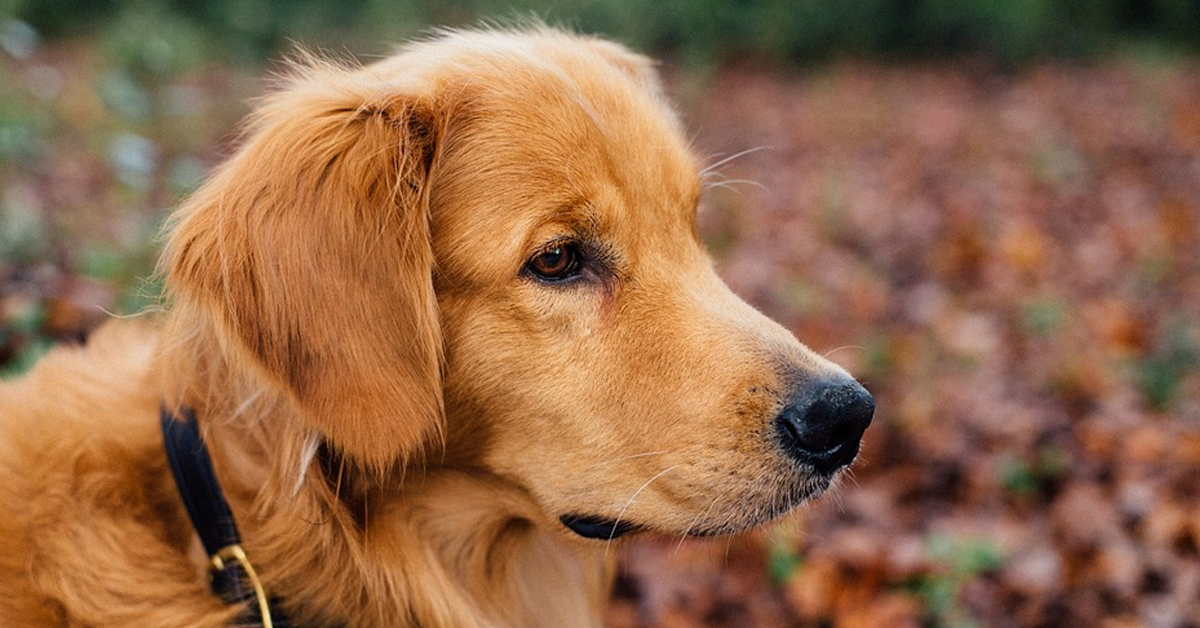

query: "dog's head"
left=165, top=28, right=872, bottom=540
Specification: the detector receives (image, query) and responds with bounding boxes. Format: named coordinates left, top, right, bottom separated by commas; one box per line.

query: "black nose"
left=775, top=378, right=874, bottom=474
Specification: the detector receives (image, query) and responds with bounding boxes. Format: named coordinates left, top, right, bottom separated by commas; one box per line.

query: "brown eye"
left=526, top=242, right=581, bottom=281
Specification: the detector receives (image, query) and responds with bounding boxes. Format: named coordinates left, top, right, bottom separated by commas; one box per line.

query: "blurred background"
left=2, top=1, right=1199, bottom=627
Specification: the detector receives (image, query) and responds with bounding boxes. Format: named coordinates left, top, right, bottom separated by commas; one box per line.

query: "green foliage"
left=0, top=298, right=48, bottom=379
left=910, top=535, right=1005, bottom=628
left=766, top=533, right=804, bottom=584
left=998, top=456, right=1040, bottom=498
left=0, top=63, right=50, bottom=166
left=0, top=334, right=50, bottom=378
left=1020, top=297, right=1068, bottom=337
left=0, top=187, right=47, bottom=262
left=927, top=534, right=1005, bottom=581
left=998, top=445, right=1071, bottom=499
left=6, top=0, right=1199, bottom=66
left=1136, top=320, right=1199, bottom=411
left=0, top=5, right=231, bottom=373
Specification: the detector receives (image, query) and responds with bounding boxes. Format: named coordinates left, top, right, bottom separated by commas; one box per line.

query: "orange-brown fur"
left=0, top=28, right=857, bottom=627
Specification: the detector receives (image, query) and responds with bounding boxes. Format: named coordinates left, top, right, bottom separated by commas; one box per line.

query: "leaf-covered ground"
left=3, top=38, right=1199, bottom=628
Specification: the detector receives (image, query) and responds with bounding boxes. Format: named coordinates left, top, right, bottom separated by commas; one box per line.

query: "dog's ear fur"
left=164, top=60, right=442, bottom=470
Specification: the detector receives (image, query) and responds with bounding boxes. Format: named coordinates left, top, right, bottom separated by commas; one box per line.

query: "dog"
left=0, top=27, right=873, bottom=628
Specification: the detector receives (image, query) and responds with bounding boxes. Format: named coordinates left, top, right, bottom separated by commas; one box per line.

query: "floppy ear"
left=164, top=61, right=442, bottom=470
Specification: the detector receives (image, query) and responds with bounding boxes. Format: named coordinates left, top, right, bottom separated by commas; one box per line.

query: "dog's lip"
left=559, top=514, right=641, bottom=540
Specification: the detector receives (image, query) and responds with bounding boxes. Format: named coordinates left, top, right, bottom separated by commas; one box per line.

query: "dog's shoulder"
left=0, top=317, right=165, bottom=484
left=1, top=317, right=161, bottom=423
left=0, top=318, right=211, bottom=626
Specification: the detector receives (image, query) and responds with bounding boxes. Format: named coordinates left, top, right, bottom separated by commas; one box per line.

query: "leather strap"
left=161, top=405, right=295, bottom=628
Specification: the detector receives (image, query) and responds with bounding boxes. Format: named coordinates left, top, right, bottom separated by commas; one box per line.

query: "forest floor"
left=2, top=38, right=1199, bottom=628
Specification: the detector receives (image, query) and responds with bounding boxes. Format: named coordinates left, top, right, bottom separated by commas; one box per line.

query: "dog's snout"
left=775, top=378, right=874, bottom=474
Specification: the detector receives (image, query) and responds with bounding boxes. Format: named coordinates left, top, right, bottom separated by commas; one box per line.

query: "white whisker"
left=841, top=466, right=862, bottom=489
left=701, top=178, right=766, bottom=195
left=822, top=345, right=866, bottom=361
left=606, top=464, right=681, bottom=550
left=700, top=146, right=771, bottom=178
left=583, top=450, right=671, bottom=471
left=674, top=494, right=721, bottom=556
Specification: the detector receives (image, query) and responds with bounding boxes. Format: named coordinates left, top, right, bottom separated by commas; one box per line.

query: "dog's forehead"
left=427, top=34, right=702, bottom=263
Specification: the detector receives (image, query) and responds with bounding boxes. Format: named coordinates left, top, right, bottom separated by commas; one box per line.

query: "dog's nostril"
left=775, top=378, right=874, bottom=473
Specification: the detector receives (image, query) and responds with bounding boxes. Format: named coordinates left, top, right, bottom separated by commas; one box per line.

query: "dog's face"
left=425, top=36, right=873, bottom=538
left=166, top=30, right=872, bottom=542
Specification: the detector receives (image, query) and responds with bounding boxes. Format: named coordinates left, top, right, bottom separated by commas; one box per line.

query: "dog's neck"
left=159, top=331, right=610, bottom=628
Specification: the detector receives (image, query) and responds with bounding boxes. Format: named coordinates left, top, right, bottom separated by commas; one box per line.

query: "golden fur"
left=0, top=28, right=862, bottom=627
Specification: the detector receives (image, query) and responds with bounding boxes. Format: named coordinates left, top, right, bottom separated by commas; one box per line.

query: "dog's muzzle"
left=560, top=377, right=874, bottom=541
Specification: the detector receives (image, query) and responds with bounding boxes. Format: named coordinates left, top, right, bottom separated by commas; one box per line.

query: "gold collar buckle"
left=209, top=544, right=275, bottom=628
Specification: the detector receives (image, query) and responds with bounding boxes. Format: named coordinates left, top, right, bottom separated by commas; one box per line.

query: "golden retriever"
left=0, top=27, right=873, bottom=628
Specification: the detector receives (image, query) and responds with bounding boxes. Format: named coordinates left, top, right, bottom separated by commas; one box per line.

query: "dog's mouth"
left=559, top=514, right=641, bottom=540
left=559, top=468, right=843, bottom=541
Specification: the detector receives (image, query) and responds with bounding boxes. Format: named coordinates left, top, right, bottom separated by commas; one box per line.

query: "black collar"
left=161, top=406, right=295, bottom=628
